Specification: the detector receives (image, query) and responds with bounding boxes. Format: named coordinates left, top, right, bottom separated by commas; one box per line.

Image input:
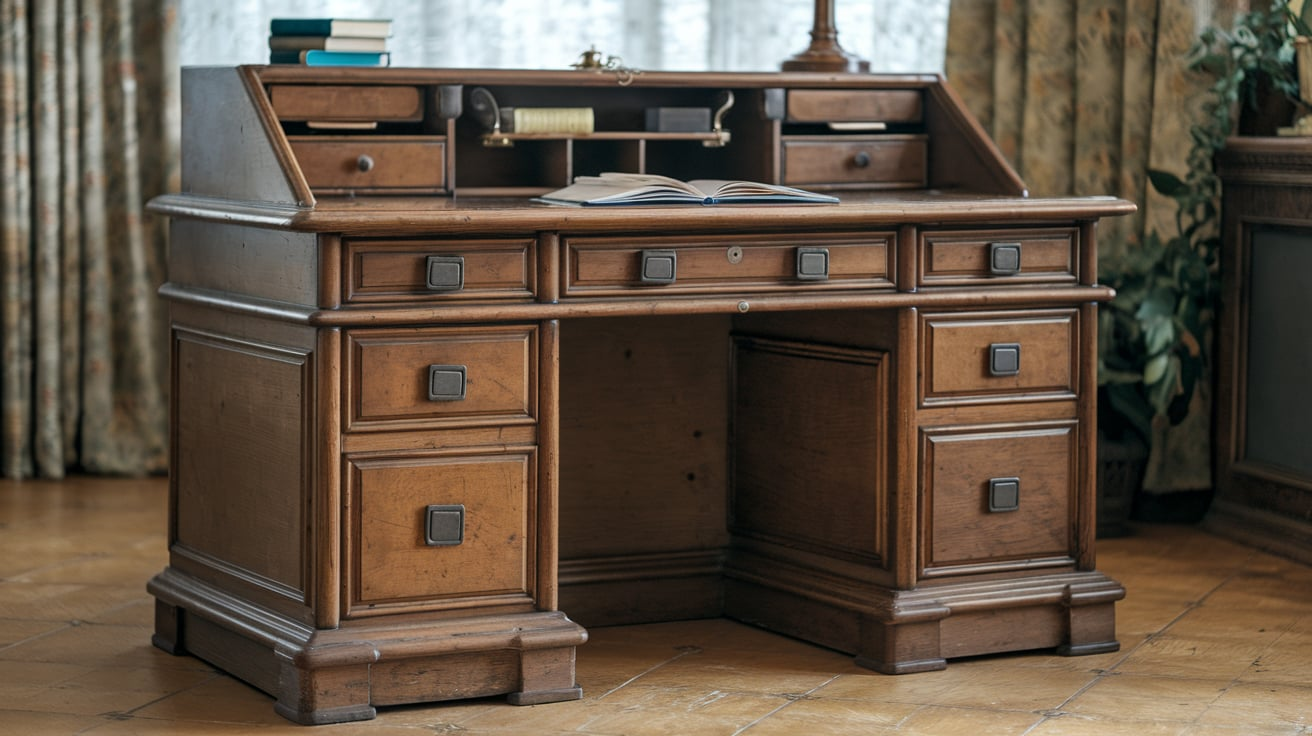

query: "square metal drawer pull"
left=425, top=504, right=465, bottom=546
left=426, top=255, right=465, bottom=291
left=796, top=247, right=830, bottom=281
left=989, top=242, right=1022, bottom=275
left=989, top=477, right=1020, bottom=513
left=989, top=343, right=1021, bottom=376
left=427, top=364, right=467, bottom=401
left=640, top=249, right=678, bottom=284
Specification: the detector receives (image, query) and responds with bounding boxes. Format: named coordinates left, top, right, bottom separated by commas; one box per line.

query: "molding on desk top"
left=148, top=191, right=1137, bottom=235
left=160, top=281, right=1116, bottom=326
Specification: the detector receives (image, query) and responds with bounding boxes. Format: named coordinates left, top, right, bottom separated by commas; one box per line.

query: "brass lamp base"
left=781, top=0, right=870, bottom=73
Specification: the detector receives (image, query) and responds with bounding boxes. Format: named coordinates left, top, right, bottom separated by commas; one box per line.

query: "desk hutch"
left=147, top=65, right=1132, bottom=724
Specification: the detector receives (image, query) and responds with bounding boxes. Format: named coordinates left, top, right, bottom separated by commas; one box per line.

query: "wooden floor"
left=1, top=476, right=1310, bottom=735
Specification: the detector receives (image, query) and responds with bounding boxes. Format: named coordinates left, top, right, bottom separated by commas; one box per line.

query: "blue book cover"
left=269, top=18, right=392, bottom=38
left=268, top=50, right=391, bottom=67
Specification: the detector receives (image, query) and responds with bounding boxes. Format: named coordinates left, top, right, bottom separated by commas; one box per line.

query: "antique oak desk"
left=147, top=66, right=1132, bottom=724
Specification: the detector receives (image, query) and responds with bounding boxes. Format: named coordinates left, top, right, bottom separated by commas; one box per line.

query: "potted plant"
left=1096, top=0, right=1307, bottom=534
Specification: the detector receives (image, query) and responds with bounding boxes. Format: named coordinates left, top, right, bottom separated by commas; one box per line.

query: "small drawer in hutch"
left=287, top=136, right=447, bottom=192
left=920, top=310, right=1077, bottom=406
left=785, top=89, right=923, bottom=124
left=268, top=85, right=425, bottom=122
left=781, top=136, right=927, bottom=188
left=345, top=325, right=537, bottom=431
left=920, top=423, right=1077, bottom=578
left=563, top=233, right=894, bottom=296
left=345, top=238, right=535, bottom=304
left=346, top=450, right=536, bottom=616
left=918, top=228, right=1078, bottom=287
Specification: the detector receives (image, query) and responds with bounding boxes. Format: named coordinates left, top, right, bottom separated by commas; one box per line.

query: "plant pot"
left=1238, top=69, right=1299, bottom=136
left=1096, top=431, right=1146, bottom=538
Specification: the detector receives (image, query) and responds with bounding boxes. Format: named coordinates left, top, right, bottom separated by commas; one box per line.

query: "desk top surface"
left=150, top=190, right=1136, bottom=236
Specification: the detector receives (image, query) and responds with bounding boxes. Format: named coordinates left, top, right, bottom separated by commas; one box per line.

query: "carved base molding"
left=148, top=569, right=587, bottom=725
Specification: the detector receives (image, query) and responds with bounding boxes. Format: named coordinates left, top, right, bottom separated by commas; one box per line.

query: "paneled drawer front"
left=345, top=238, right=535, bottom=303
left=564, top=233, right=894, bottom=297
left=346, top=325, right=536, bottom=431
left=921, top=423, right=1077, bottom=577
left=269, top=85, right=424, bottom=122
left=786, top=89, right=923, bottom=123
left=288, top=136, right=446, bottom=191
left=919, top=228, right=1078, bottom=286
left=347, top=450, right=534, bottom=615
left=921, top=310, right=1076, bottom=405
left=781, top=136, right=927, bottom=188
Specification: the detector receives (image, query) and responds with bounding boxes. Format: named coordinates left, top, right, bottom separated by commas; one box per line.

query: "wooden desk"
left=148, top=66, right=1132, bottom=724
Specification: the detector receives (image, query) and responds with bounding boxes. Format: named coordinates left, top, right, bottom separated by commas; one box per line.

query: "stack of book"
left=268, top=18, right=392, bottom=67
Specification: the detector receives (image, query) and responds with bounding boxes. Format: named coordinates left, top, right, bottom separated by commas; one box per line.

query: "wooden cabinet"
left=1207, top=138, right=1312, bottom=564
left=148, top=65, right=1132, bottom=724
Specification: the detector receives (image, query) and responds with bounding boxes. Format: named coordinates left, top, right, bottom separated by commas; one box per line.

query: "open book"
left=536, top=172, right=840, bottom=206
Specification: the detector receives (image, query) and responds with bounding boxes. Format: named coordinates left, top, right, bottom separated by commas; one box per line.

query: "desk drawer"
left=786, top=89, right=923, bottom=123
left=564, top=233, right=894, bottom=297
left=346, top=325, right=536, bottom=431
left=347, top=450, right=534, bottom=615
left=269, top=85, right=424, bottom=122
left=921, top=423, right=1077, bottom=577
left=919, top=228, right=1078, bottom=286
left=289, top=136, right=446, bottom=192
left=345, top=238, right=535, bottom=304
left=921, top=310, right=1076, bottom=405
left=781, top=136, right=927, bottom=188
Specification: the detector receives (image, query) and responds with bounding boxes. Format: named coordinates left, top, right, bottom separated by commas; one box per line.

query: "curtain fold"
left=946, top=0, right=1241, bottom=493
left=1, top=0, right=178, bottom=478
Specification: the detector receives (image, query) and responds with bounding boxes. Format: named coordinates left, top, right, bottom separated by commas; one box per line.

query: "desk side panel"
left=169, top=220, right=320, bottom=307
left=181, top=67, right=309, bottom=206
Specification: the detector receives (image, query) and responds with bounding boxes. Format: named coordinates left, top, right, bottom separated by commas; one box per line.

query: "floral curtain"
left=1, top=0, right=178, bottom=478
left=945, top=0, right=1246, bottom=496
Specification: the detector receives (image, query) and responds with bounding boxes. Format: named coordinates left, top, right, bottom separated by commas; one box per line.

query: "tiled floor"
left=1, top=476, right=1310, bottom=735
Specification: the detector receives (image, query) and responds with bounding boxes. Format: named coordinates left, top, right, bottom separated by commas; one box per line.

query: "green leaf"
left=1144, top=318, right=1176, bottom=355
left=1144, top=352, right=1171, bottom=386
left=1135, top=290, right=1176, bottom=320
left=1147, top=169, right=1189, bottom=197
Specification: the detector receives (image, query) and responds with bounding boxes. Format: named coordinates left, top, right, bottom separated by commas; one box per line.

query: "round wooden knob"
left=852, top=151, right=871, bottom=168
left=356, top=154, right=375, bottom=173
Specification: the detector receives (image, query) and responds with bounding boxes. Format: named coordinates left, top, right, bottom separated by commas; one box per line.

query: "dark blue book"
left=268, top=50, right=391, bottom=67
left=269, top=18, right=391, bottom=38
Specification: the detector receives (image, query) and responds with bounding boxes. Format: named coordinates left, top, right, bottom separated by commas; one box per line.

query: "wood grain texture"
left=920, top=422, right=1077, bottom=575
left=345, top=238, right=535, bottom=304
left=918, top=227, right=1078, bottom=287
left=150, top=65, right=1131, bottom=722
left=1207, top=138, right=1312, bottom=563
left=270, top=84, right=424, bottom=122
left=781, top=136, right=927, bottom=188
left=344, top=325, right=536, bottom=431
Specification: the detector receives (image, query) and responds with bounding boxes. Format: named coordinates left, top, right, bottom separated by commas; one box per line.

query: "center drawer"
left=344, top=325, right=537, bottom=431
left=563, top=233, right=895, bottom=297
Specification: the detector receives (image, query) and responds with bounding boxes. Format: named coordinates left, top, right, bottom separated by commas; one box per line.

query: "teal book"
left=269, top=18, right=392, bottom=38
left=268, top=50, right=391, bottom=67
